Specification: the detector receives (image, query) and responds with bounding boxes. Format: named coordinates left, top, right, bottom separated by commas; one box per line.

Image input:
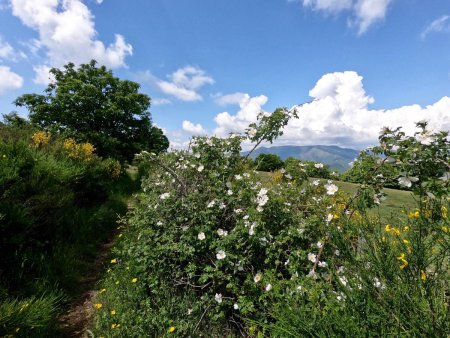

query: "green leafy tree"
left=15, top=60, right=169, bottom=162
left=254, top=153, right=284, bottom=172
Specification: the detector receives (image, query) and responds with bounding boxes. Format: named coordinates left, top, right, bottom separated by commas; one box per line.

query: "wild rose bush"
left=95, top=108, right=366, bottom=336
left=270, top=122, right=450, bottom=336
left=95, top=112, right=449, bottom=336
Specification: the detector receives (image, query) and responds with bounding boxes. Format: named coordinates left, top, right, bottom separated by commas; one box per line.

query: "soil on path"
left=57, top=233, right=117, bottom=337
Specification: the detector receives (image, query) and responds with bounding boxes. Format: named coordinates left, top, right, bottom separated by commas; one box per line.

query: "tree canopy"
left=254, top=153, right=284, bottom=172
left=15, top=60, right=169, bottom=162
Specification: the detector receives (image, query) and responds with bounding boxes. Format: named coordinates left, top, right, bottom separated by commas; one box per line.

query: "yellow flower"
left=408, top=210, right=420, bottom=219
left=110, top=258, right=117, bottom=264
left=132, top=278, right=138, bottom=283
left=441, top=206, right=448, bottom=219
left=421, top=270, right=427, bottom=281
left=94, top=303, right=103, bottom=309
left=111, top=310, right=116, bottom=315
left=403, top=226, right=410, bottom=231
left=111, top=323, right=120, bottom=329
left=31, top=131, right=50, bottom=147
left=403, top=239, right=410, bottom=244
left=385, top=224, right=392, bottom=232
left=397, top=253, right=408, bottom=270
left=19, top=303, right=29, bottom=313
left=442, top=226, right=449, bottom=233
left=169, top=326, right=176, bottom=333
left=80, top=142, right=95, bottom=157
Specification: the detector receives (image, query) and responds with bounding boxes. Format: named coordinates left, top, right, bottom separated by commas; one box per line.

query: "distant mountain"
left=244, top=145, right=360, bottom=172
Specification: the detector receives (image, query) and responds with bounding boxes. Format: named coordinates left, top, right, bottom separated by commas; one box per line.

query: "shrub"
left=254, top=153, right=284, bottom=171
left=0, top=124, right=132, bottom=334
left=93, top=113, right=449, bottom=336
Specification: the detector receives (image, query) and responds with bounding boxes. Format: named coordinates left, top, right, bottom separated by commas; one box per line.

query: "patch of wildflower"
left=31, top=131, right=51, bottom=147
left=62, top=138, right=96, bottom=160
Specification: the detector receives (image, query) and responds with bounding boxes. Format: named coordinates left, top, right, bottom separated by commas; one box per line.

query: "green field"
left=333, top=180, right=416, bottom=220
left=257, top=171, right=416, bottom=221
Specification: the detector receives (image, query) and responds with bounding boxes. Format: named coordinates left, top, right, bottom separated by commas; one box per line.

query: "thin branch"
left=192, top=304, right=211, bottom=335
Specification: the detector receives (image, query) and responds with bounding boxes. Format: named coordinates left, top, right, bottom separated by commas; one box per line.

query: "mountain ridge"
left=243, top=145, right=360, bottom=172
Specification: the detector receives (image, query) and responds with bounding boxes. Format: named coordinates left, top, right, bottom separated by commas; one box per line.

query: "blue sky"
left=1, top=0, right=450, bottom=149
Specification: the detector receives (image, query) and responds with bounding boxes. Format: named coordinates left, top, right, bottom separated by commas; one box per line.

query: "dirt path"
left=58, top=169, right=137, bottom=337
left=57, top=235, right=117, bottom=337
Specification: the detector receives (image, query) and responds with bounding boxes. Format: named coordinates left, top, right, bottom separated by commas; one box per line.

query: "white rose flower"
left=216, top=250, right=226, bottom=260
left=254, top=273, right=262, bottom=283
left=325, top=183, right=338, bottom=195
left=339, top=276, right=348, bottom=286
left=217, top=229, right=228, bottom=237
left=398, top=176, right=419, bottom=188
left=233, top=303, right=239, bottom=310
left=318, top=261, right=328, bottom=268
left=198, top=232, right=206, bottom=240
left=247, top=127, right=257, bottom=138
left=415, top=131, right=435, bottom=145
left=265, top=283, right=272, bottom=291
left=215, top=293, right=222, bottom=303
left=160, top=192, right=170, bottom=200
left=307, top=253, right=317, bottom=263
left=327, top=214, right=334, bottom=224
left=314, top=163, right=324, bottom=169
left=197, top=165, right=204, bottom=172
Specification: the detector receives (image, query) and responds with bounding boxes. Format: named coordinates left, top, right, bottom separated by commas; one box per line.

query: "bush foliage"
left=93, top=108, right=449, bottom=336
left=0, top=123, right=133, bottom=336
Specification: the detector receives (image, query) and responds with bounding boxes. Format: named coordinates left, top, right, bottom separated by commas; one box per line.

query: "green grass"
left=256, top=171, right=416, bottom=221
left=333, top=180, right=416, bottom=220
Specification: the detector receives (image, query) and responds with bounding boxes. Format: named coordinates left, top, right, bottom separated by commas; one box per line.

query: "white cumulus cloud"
left=10, top=0, right=132, bottom=76
left=182, top=120, right=207, bottom=135
left=33, top=64, right=55, bottom=85
left=300, top=0, right=392, bottom=34
left=211, top=71, right=450, bottom=149
left=213, top=94, right=268, bottom=137
left=157, top=66, right=214, bottom=102
left=282, top=71, right=450, bottom=147
left=421, top=15, right=450, bottom=40
left=0, top=65, right=23, bottom=95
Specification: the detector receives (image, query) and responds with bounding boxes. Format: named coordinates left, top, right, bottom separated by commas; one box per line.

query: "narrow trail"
left=57, top=169, right=138, bottom=337
left=57, top=232, right=117, bottom=337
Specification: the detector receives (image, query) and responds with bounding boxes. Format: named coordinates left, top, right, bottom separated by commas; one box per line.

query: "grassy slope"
left=257, top=171, right=416, bottom=221
left=333, top=180, right=416, bottom=220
